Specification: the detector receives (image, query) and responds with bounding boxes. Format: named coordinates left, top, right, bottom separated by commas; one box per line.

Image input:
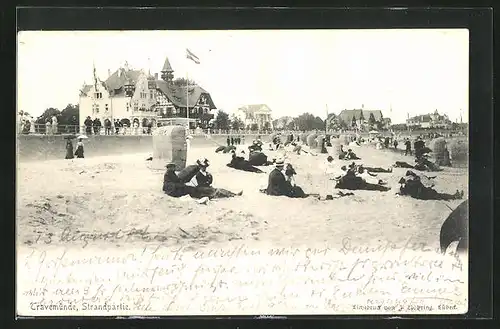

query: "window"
left=134, top=100, right=138, bottom=111
left=150, top=91, right=154, bottom=99
left=94, top=92, right=103, bottom=99
left=105, top=104, right=109, bottom=112
left=95, top=104, right=100, bottom=113
left=126, top=103, right=129, bottom=112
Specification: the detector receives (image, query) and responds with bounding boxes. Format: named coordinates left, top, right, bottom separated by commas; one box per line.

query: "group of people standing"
left=65, top=137, right=85, bottom=159
left=226, top=136, right=244, bottom=146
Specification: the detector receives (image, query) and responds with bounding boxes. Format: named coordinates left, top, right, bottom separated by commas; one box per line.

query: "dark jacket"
left=266, top=168, right=292, bottom=196
left=163, top=170, right=188, bottom=197
left=195, top=171, right=213, bottom=187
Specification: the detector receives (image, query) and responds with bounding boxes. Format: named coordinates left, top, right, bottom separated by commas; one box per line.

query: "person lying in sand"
left=163, top=163, right=242, bottom=200
left=354, top=163, right=393, bottom=173
left=394, top=161, right=415, bottom=168
left=215, top=145, right=236, bottom=153
left=397, top=175, right=463, bottom=201
left=356, top=166, right=387, bottom=185
left=403, top=170, right=436, bottom=188
left=227, top=151, right=264, bottom=173
left=334, top=165, right=390, bottom=192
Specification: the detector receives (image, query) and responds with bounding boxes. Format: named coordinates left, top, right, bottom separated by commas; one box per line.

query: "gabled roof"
left=80, top=84, right=93, bottom=96
left=104, top=68, right=142, bottom=92
left=155, top=80, right=216, bottom=109
left=338, top=109, right=383, bottom=122
left=161, top=57, right=173, bottom=72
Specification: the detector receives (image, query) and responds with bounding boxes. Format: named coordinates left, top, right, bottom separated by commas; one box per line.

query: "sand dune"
left=16, top=142, right=468, bottom=252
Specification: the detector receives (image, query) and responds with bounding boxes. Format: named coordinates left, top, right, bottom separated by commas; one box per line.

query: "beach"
left=16, top=141, right=468, bottom=252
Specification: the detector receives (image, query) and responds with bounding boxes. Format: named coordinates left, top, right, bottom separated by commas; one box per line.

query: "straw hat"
left=275, top=158, right=285, bottom=167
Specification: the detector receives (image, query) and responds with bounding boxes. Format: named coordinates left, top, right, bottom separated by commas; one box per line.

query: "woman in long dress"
left=65, top=139, right=74, bottom=159
left=74, top=138, right=85, bottom=158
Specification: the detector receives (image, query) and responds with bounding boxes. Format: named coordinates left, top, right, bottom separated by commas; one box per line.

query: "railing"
left=17, top=123, right=282, bottom=137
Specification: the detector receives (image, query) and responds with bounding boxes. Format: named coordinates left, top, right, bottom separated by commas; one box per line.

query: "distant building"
left=78, top=56, right=217, bottom=130
left=337, top=106, right=386, bottom=130
left=236, top=104, right=274, bottom=130
left=406, top=110, right=452, bottom=129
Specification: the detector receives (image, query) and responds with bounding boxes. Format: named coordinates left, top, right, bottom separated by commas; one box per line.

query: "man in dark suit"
left=265, top=159, right=292, bottom=196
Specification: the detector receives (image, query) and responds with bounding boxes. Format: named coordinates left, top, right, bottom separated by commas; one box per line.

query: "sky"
left=17, top=29, right=469, bottom=124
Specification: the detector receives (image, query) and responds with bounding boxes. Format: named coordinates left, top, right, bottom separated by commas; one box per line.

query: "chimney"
left=154, top=73, right=158, bottom=80
left=108, top=69, right=111, bottom=77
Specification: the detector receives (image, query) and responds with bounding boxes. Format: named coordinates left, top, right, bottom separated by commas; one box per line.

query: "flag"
left=186, top=48, right=200, bottom=64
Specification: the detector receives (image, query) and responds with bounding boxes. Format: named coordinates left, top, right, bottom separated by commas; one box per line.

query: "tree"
left=368, top=113, right=376, bottom=128
left=250, top=123, right=259, bottom=131
left=215, top=110, right=231, bottom=130
left=173, top=77, right=197, bottom=87
left=60, top=104, right=79, bottom=125
left=272, top=119, right=280, bottom=130
left=36, top=107, right=61, bottom=124
left=359, top=110, right=365, bottom=122
left=294, top=113, right=324, bottom=131
left=286, top=120, right=296, bottom=131
left=231, top=115, right=244, bottom=130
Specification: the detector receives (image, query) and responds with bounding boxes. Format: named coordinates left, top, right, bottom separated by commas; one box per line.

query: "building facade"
left=406, top=110, right=452, bottom=129
left=337, top=108, right=387, bottom=131
left=236, top=104, right=274, bottom=130
left=78, top=56, right=217, bottom=130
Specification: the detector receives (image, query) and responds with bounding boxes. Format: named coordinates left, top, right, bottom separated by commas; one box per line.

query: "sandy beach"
left=16, top=141, right=468, bottom=252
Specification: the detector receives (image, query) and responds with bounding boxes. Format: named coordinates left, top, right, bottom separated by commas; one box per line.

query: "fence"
left=18, top=123, right=284, bottom=137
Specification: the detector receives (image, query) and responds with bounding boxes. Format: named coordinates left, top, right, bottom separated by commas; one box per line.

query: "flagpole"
left=325, top=104, right=328, bottom=134
left=186, top=69, right=189, bottom=121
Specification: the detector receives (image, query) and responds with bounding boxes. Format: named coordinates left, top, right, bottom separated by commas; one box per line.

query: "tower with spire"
left=160, top=56, right=174, bottom=83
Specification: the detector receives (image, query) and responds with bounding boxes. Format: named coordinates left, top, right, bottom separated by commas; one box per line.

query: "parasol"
left=77, top=135, right=89, bottom=139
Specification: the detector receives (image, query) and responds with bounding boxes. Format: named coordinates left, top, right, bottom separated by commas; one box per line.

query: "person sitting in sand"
left=227, top=151, right=264, bottom=173
left=163, top=163, right=242, bottom=200
left=65, top=138, right=74, bottom=159
left=74, top=138, right=85, bottom=158
left=194, top=160, right=213, bottom=187
left=414, top=154, right=442, bottom=172
left=397, top=174, right=463, bottom=201
left=338, top=145, right=347, bottom=159
left=283, top=163, right=309, bottom=198
left=262, top=159, right=290, bottom=196
left=248, top=150, right=275, bottom=166
left=344, top=148, right=361, bottom=160
left=248, top=139, right=263, bottom=152
left=264, top=159, right=301, bottom=197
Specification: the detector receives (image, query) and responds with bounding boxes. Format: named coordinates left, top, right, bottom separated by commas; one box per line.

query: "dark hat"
left=166, top=163, right=176, bottom=169
left=327, top=156, right=333, bottom=162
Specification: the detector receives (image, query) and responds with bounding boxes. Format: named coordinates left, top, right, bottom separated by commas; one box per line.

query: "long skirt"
left=65, top=147, right=74, bottom=159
